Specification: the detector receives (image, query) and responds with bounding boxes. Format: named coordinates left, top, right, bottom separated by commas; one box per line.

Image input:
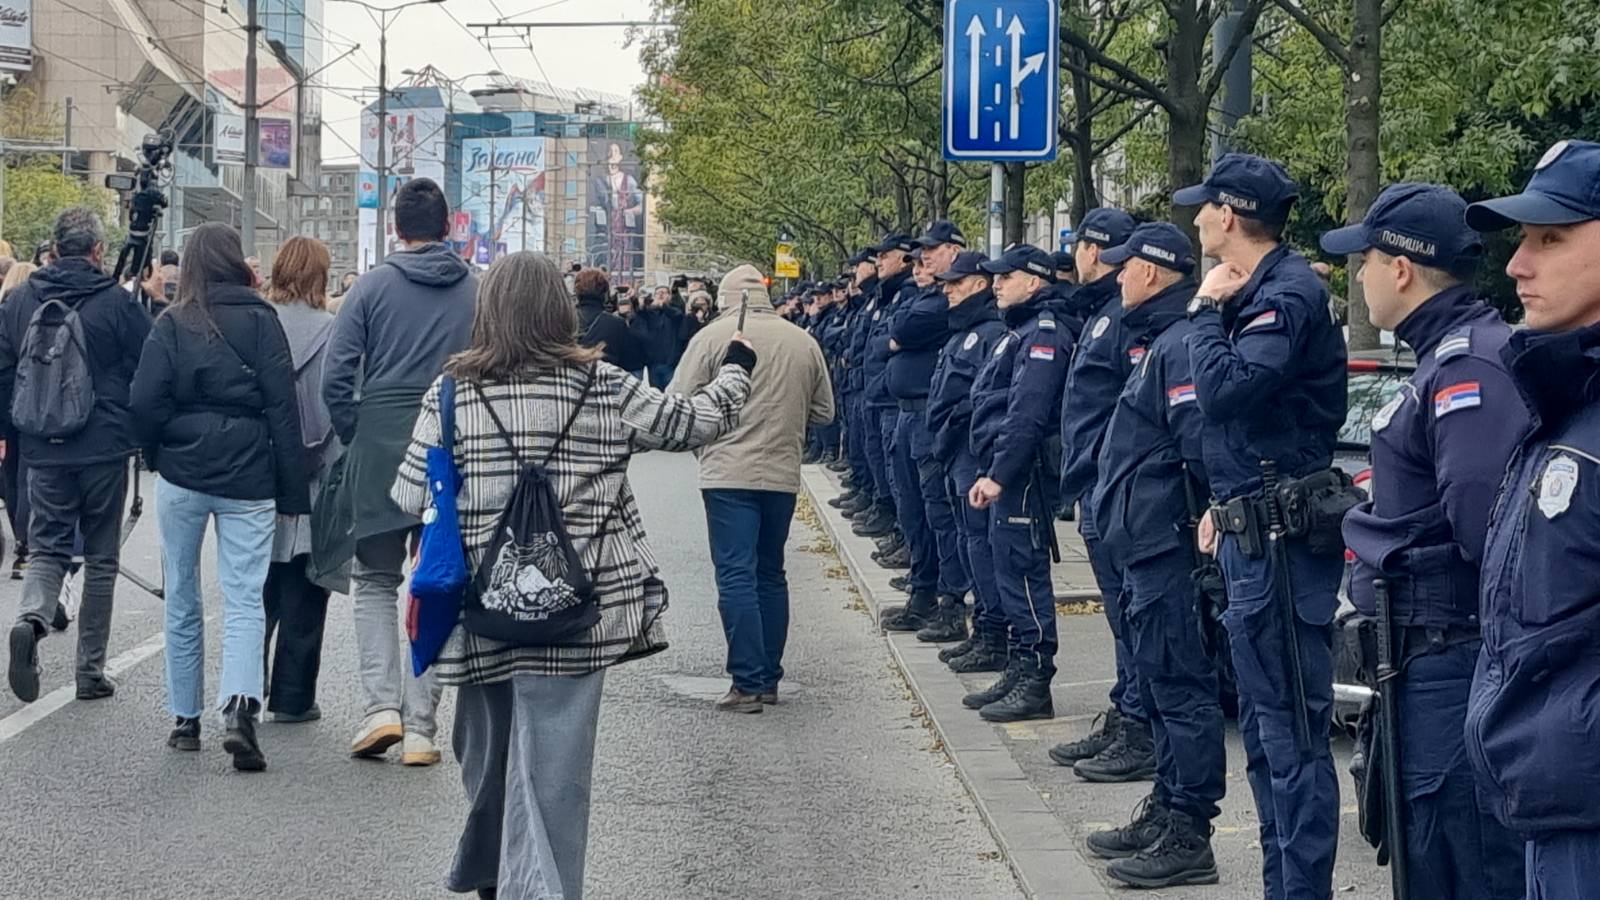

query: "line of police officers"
left=792, top=140, right=1600, bottom=900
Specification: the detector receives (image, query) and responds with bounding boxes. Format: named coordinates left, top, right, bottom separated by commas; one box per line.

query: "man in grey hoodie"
left=322, top=178, right=477, bottom=766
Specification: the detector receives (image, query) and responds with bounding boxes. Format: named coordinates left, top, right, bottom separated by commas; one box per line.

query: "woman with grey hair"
left=390, top=251, right=755, bottom=900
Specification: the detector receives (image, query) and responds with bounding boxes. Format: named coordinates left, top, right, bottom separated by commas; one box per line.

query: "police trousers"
left=949, top=449, right=1005, bottom=643
left=1395, top=640, right=1523, bottom=900
left=988, top=471, right=1057, bottom=674
left=1526, top=831, right=1600, bottom=900
left=1085, top=528, right=1144, bottom=722
left=863, top=403, right=896, bottom=514
left=844, top=392, right=875, bottom=502
left=1125, top=550, right=1225, bottom=821
left=1217, top=533, right=1340, bottom=900
left=891, top=410, right=937, bottom=592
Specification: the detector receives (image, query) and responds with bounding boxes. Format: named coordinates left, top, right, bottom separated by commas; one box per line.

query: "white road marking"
left=0, top=628, right=169, bottom=746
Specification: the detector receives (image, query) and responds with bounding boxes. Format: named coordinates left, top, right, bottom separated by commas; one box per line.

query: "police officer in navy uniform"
left=1462, top=139, right=1600, bottom=900
left=853, top=235, right=915, bottom=541
left=925, top=251, right=1010, bottom=673
left=1177, top=153, right=1347, bottom=900
left=963, top=245, right=1075, bottom=722
left=1049, top=208, right=1159, bottom=781
left=1052, top=249, right=1078, bottom=288
left=1082, top=222, right=1225, bottom=889
left=831, top=250, right=882, bottom=518
left=1327, top=183, right=1527, bottom=899
left=883, top=221, right=971, bottom=636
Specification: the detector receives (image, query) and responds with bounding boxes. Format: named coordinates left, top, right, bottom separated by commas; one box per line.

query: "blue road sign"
left=943, top=0, right=1060, bottom=161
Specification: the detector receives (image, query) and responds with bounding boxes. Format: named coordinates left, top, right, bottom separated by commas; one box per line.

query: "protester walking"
left=390, top=251, right=753, bottom=900
left=320, top=178, right=476, bottom=766
left=1, top=208, right=152, bottom=705
left=0, top=262, right=38, bottom=580
left=261, top=236, right=339, bottom=724
left=572, top=268, right=646, bottom=374
left=670, top=264, right=834, bottom=713
left=129, top=223, right=309, bottom=771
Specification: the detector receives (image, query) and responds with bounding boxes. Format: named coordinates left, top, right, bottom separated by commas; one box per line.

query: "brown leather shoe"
left=716, top=688, right=763, bottom=714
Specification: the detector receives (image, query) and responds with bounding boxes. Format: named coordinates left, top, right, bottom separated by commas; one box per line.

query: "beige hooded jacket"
left=668, top=264, right=834, bottom=493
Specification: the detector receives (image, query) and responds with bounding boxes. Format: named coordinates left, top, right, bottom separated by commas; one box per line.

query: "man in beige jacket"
left=669, top=264, right=835, bottom=713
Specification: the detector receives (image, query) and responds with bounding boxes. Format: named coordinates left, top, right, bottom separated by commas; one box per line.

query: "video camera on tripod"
left=104, top=131, right=175, bottom=306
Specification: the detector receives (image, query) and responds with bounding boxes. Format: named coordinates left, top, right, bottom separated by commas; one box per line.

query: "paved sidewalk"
left=802, top=465, right=1392, bottom=900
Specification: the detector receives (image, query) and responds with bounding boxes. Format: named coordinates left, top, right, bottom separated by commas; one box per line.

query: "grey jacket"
left=272, top=300, right=338, bottom=562
left=322, top=243, right=478, bottom=443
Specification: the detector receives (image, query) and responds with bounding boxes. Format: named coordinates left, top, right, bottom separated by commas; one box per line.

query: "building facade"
left=293, top=162, right=358, bottom=288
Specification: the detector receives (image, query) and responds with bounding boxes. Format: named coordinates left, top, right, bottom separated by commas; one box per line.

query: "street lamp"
left=329, top=0, right=445, bottom=266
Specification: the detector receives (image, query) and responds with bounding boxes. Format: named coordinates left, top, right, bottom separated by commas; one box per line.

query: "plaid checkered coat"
left=391, top=360, right=751, bottom=684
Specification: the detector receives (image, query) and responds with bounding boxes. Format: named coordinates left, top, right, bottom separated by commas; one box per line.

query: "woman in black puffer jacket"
left=130, top=223, right=309, bottom=772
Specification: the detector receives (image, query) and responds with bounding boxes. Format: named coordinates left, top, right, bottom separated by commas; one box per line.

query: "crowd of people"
left=785, top=143, right=1600, bottom=900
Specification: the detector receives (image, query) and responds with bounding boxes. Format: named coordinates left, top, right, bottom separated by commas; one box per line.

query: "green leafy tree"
left=2, top=160, right=119, bottom=256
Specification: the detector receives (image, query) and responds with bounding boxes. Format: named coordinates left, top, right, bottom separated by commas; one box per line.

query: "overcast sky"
left=317, top=0, right=653, bottom=169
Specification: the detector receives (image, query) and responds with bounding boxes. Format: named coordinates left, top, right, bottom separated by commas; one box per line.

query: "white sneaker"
left=350, top=710, right=403, bottom=758
left=401, top=732, right=441, bottom=767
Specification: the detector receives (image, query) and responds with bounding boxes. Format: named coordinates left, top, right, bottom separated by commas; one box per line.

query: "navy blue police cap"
left=847, top=248, right=877, bottom=266
left=1467, top=140, right=1600, bottom=231
left=1321, top=182, right=1482, bottom=270
left=1173, top=152, right=1299, bottom=223
left=915, top=219, right=967, bottom=248
left=979, top=244, right=1057, bottom=281
left=1075, top=208, right=1137, bottom=248
left=875, top=233, right=916, bottom=253
left=1050, top=250, right=1075, bottom=273
left=935, top=250, right=991, bottom=282
left=908, top=244, right=926, bottom=261
left=1100, top=222, right=1197, bottom=274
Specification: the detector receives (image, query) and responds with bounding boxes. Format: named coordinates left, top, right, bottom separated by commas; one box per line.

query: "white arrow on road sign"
left=1006, top=15, right=1046, bottom=140
left=966, top=15, right=985, bottom=140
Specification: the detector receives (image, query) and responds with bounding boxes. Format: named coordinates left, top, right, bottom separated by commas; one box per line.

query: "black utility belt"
left=1211, top=468, right=1364, bottom=558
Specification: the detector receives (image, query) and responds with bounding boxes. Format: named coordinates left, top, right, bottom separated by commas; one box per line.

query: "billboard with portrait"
left=459, top=137, right=548, bottom=265
left=356, top=102, right=448, bottom=267
left=585, top=136, right=645, bottom=280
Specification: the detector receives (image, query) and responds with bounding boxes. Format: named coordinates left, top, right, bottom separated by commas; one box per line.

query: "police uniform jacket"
left=1466, top=321, right=1600, bottom=834
left=1342, top=287, right=1526, bottom=629
left=1089, top=280, right=1205, bottom=567
left=887, top=282, right=950, bottom=401
left=863, top=268, right=912, bottom=409
left=1184, top=245, right=1347, bottom=501
left=1058, top=272, right=1135, bottom=519
left=969, top=291, right=1074, bottom=489
left=1045, top=278, right=1098, bottom=340
left=843, top=277, right=878, bottom=394
left=926, top=290, right=1005, bottom=461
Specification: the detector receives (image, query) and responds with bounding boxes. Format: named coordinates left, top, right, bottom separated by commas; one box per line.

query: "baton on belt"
left=1261, top=459, right=1311, bottom=752
left=1373, top=577, right=1410, bottom=899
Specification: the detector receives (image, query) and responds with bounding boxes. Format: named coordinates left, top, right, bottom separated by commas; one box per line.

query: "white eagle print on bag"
left=479, top=530, right=585, bottom=621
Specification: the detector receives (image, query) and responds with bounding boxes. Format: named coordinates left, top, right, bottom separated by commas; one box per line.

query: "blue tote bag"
left=407, top=376, right=470, bottom=675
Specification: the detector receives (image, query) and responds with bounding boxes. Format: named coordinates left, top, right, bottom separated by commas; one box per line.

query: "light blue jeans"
left=156, top=477, right=275, bottom=718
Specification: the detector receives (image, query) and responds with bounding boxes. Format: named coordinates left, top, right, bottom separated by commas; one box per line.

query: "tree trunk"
left=1344, top=0, right=1383, bottom=350
left=931, top=158, right=950, bottom=219
left=1166, top=1, right=1209, bottom=246
left=1068, top=44, right=1099, bottom=222
left=1004, top=162, right=1027, bottom=246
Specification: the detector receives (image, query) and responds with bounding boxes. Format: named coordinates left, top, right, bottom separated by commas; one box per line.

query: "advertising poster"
left=585, top=136, right=645, bottom=280
left=0, top=0, right=33, bottom=72
left=357, top=103, right=448, bottom=268
left=258, top=118, right=293, bottom=169
left=459, top=137, right=548, bottom=265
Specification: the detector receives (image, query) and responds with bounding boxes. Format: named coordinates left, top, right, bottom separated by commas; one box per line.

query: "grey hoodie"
left=322, top=243, right=478, bottom=441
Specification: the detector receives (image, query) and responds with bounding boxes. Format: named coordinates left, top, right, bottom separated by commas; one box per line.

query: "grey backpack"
left=11, top=296, right=96, bottom=439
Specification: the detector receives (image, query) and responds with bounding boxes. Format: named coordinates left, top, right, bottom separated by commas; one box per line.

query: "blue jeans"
left=647, top=363, right=676, bottom=390
left=156, top=477, right=275, bottom=718
left=702, top=489, right=796, bottom=695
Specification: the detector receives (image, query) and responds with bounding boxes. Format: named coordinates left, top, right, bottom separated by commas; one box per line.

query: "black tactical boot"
left=1048, top=706, right=1124, bottom=766
left=979, top=660, right=1054, bottom=722
left=881, top=590, right=937, bottom=632
left=872, top=533, right=904, bottom=558
left=819, top=450, right=839, bottom=466
left=915, top=595, right=968, bottom=643
left=1073, top=716, right=1157, bottom=783
left=826, top=457, right=851, bottom=473
left=1106, top=810, right=1218, bottom=888
left=828, top=490, right=860, bottom=509
left=879, top=546, right=911, bottom=570
left=1086, top=793, right=1170, bottom=860
left=962, top=658, right=1020, bottom=709
left=853, top=508, right=896, bottom=537
left=938, top=636, right=976, bottom=663
left=948, top=635, right=1008, bottom=673
left=888, top=575, right=911, bottom=593
left=843, top=495, right=875, bottom=518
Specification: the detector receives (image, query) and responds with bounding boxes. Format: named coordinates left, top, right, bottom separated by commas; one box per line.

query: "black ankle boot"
left=223, top=696, right=266, bottom=772
left=1048, top=706, right=1124, bottom=766
left=979, top=660, right=1054, bottom=722
left=1073, top=716, right=1157, bottom=782
left=1086, top=793, right=1170, bottom=860
left=948, top=635, right=1009, bottom=673
left=1106, top=809, right=1218, bottom=888
left=167, top=716, right=201, bottom=752
left=962, top=659, right=1020, bottom=709
left=881, top=589, right=937, bottom=631
left=938, top=635, right=976, bottom=663
left=915, top=595, right=969, bottom=643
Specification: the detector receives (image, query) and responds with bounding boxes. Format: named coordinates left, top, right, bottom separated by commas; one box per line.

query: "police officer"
left=1327, top=183, right=1526, bottom=899
left=841, top=244, right=896, bottom=533
left=884, top=221, right=970, bottom=634
left=925, top=251, right=1010, bottom=671
left=1052, top=249, right=1078, bottom=287
left=854, top=235, right=916, bottom=542
left=805, top=283, right=845, bottom=465
left=1179, top=153, right=1347, bottom=900
left=963, top=245, right=1075, bottom=722
left=1462, top=139, right=1600, bottom=900
left=1084, top=223, right=1224, bottom=888
left=828, top=253, right=877, bottom=485
left=1050, top=207, right=1157, bottom=781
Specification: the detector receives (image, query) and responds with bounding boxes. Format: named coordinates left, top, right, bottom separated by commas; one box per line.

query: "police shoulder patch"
left=1372, top=393, right=1404, bottom=432
left=1435, top=328, right=1472, bottom=362
left=1538, top=453, right=1580, bottom=518
left=1241, top=309, right=1280, bottom=333
left=1029, top=344, right=1056, bottom=361
left=1091, top=316, right=1110, bottom=339
left=963, top=332, right=979, bottom=351
left=993, top=335, right=1011, bottom=356
left=1433, top=381, right=1482, bottom=418
left=1038, top=318, right=1056, bottom=331
left=872, top=310, right=881, bottom=321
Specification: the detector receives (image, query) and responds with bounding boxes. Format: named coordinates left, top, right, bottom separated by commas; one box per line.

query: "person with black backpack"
left=0, top=207, right=152, bottom=705
left=129, top=223, right=309, bottom=771
left=390, top=251, right=753, bottom=900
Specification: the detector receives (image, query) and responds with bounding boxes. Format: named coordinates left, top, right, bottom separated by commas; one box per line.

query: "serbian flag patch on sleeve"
left=1433, top=381, right=1481, bottom=417
left=1029, top=345, right=1056, bottom=361
left=1242, top=310, right=1278, bottom=332
left=1167, top=383, right=1198, bottom=406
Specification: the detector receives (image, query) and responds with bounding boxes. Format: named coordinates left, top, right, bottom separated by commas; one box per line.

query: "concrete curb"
left=801, top=467, right=1114, bottom=900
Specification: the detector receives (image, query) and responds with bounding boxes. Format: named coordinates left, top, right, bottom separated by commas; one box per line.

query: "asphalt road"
left=0, top=453, right=1022, bottom=900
